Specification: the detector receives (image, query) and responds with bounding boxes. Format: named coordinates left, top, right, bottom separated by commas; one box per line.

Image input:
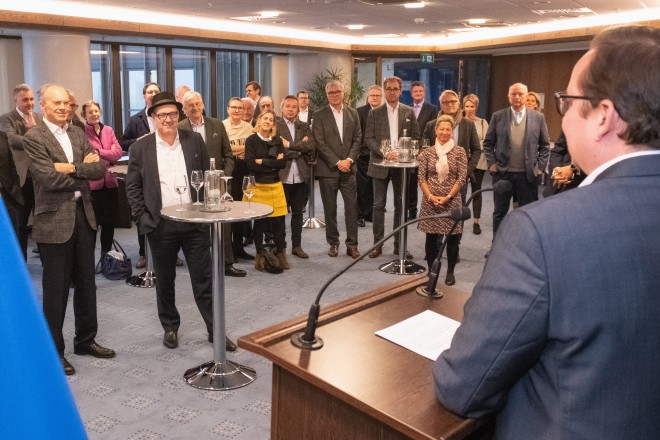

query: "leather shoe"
left=473, top=223, right=481, bottom=235
left=74, top=342, right=116, bottom=358
left=225, top=265, right=247, bottom=277
left=176, top=256, right=184, bottom=266
left=357, top=218, right=366, bottom=227
left=234, top=249, right=255, bottom=260
left=445, top=273, right=456, bottom=286
left=292, top=246, right=309, bottom=259
left=328, top=245, right=339, bottom=257
left=369, top=247, right=382, bottom=258
left=61, top=356, right=75, bottom=375
left=208, top=334, right=238, bottom=352
left=346, top=248, right=360, bottom=259
left=163, top=330, right=178, bottom=349
left=136, top=255, right=146, bottom=269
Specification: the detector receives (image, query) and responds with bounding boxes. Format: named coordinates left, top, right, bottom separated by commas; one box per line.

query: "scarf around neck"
left=433, top=138, right=455, bottom=182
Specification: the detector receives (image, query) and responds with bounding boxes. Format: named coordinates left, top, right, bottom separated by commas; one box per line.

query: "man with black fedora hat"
left=126, top=91, right=237, bottom=351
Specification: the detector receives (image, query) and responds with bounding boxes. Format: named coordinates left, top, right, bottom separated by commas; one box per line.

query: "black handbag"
left=96, top=240, right=133, bottom=280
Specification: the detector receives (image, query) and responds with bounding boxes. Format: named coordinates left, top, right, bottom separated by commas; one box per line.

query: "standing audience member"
left=296, top=90, right=312, bottom=124
left=313, top=80, right=362, bottom=259
left=81, top=100, right=123, bottom=256
left=244, top=110, right=288, bottom=271
left=66, top=90, right=85, bottom=129
left=276, top=95, right=315, bottom=259
left=126, top=91, right=237, bottom=352
left=483, top=82, right=550, bottom=252
left=242, top=98, right=256, bottom=126
left=525, top=91, right=541, bottom=111
left=258, top=96, right=274, bottom=114
left=0, top=131, right=24, bottom=245
left=179, top=91, right=244, bottom=277
left=434, top=25, right=660, bottom=439
left=223, top=97, right=255, bottom=260
left=356, top=85, right=382, bottom=227
left=543, top=130, right=585, bottom=196
left=365, top=76, right=419, bottom=258
left=462, top=94, right=489, bottom=235
left=245, top=81, right=262, bottom=119
left=24, top=84, right=115, bottom=376
left=0, top=83, right=43, bottom=260
left=417, top=115, right=467, bottom=285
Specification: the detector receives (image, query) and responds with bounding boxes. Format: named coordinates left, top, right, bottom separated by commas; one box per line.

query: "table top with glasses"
left=373, top=160, right=419, bottom=169
left=161, top=202, right=272, bottom=224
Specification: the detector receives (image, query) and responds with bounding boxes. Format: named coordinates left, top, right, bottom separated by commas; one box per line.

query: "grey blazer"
left=179, top=116, right=234, bottom=177
left=23, top=122, right=104, bottom=244
left=276, top=117, right=315, bottom=182
left=0, top=109, right=44, bottom=185
left=312, top=105, right=361, bottom=178
left=126, top=129, right=210, bottom=235
left=365, top=103, right=420, bottom=179
left=483, top=108, right=550, bottom=183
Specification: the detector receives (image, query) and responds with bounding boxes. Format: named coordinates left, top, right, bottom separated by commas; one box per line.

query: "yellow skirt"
left=243, top=181, right=288, bottom=217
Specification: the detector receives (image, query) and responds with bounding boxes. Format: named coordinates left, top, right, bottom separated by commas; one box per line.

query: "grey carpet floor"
left=25, top=174, right=500, bottom=439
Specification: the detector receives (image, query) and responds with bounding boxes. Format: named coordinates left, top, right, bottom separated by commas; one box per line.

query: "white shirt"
left=191, top=119, right=206, bottom=142
left=511, top=107, right=526, bottom=124
left=331, top=105, right=344, bottom=143
left=43, top=118, right=81, bottom=198
left=155, top=131, right=191, bottom=207
left=580, top=150, right=660, bottom=187
left=283, top=118, right=303, bottom=184
left=387, top=102, right=400, bottom=146
left=299, top=108, right=309, bottom=123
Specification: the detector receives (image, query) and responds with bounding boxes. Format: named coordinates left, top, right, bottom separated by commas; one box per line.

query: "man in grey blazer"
left=0, top=83, right=43, bottom=259
left=24, top=84, right=115, bottom=376
left=365, top=76, right=420, bottom=257
left=178, top=90, right=245, bottom=278
left=434, top=25, right=660, bottom=439
left=312, top=80, right=361, bottom=259
left=483, top=82, right=550, bottom=238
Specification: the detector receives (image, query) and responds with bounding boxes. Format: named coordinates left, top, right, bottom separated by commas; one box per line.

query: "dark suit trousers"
left=18, top=178, right=35, bottom=260
left=283, top=182, right=308, bottom=247
left=372, top=169, right=402, bottom=249
left=492, top=171, right=538, bottom=236
left=148, top=218, right=213, bottom=334
left=319, top=173, right=358, bottom=248
left=407, top=169, right=419, bottom=219
left=356, top=153, right=373, bottom=221
left=231, top=158, right=250, bottom=250
left=38, top=201, right=98, bottom=354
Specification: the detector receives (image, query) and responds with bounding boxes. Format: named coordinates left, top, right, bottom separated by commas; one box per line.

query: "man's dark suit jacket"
left=0, top=131, right=23, bottom=207
left=126, top=129, right=210, bottom=235
left=119, top=109, right=150, bottom=151
left=0, top=109, right=44, bottom=185
left=434, top=154, right=660, bottom=439
left=543, top=130, right=585, bottom=197
left=275, top=117, right=315, bottom=182
left=483, top=108, right=550, bottom=183
left=424, top=117, right=481, bottom=176
left=365, top=103, right=419, bottom=179
left=356, top=104, right=377, bottom=155
left=414, top=101, right=438, bottom=137
left=178, top=116, right=234, bottom=177
left=312, top=105, right=361, bottom=178
left=23, top=122, right=104, bottom=244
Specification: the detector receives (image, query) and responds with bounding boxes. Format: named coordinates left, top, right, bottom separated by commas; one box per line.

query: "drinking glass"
left=410, top=140, right=419, bottom=160
left=174, top=174, right=188, bottom=211
left=190, top=170, right=203, bottom=205
left=422, top=138, right=430, bottom=149
left=242, top=176, right=256, bottom=214
left=380, top=139, right=390, bottom=163
left=220, top=175, right=233, bottom=206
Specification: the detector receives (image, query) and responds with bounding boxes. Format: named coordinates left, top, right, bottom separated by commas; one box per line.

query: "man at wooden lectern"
left=433, top=25, right=660, bottom=439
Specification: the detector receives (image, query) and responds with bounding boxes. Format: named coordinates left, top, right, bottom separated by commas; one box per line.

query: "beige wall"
left=0, top=39, right=25, bottom=114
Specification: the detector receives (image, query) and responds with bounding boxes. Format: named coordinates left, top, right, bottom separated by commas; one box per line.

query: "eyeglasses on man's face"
left=228, top=106, right=244, bottom=111
left=554, top=91, right=597, bottom=116
left=154, top=111, right=179, bottom=121
left=441, top=100, right=458, bottom=105
left=327, top=90, right=343, bottom=96
left=384, top=87, right=401, bottom=92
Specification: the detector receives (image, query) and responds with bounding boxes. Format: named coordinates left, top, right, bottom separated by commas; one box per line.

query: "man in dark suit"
left=365, top=76, right=419, bottom=257
left=126, top=92, right=236, bottom=352
left=0, top=131, right=24, bottom=244
left=277, top=95, right=315, bottom=259
left=66, top=90, right=85, bottom=130
left=409, top=81, right=438, bottom=219
left=543, top=130, right=585, bottom=197
left=296, top=90, right=314, bottom=125
left=312, top=80, right=361, bottom=259
left=178, top=90, right=244, bottom=277
left=0, top=83, right=43, bottom=260
left=434, top=25, right=660, bottom=439
left=483, top=82, right=550, bottom=239
left=245, top=81, right=262, bottom=120
left=356, top=85, right=382, bottom=227
left=24, top=84, right=115, bottom=376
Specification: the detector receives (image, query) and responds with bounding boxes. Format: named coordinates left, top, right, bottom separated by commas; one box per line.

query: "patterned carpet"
left=25, top=177, right=497, bottom=439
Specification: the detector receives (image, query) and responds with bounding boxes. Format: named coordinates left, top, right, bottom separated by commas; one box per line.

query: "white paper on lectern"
left=375, top=310, right=461, bottom=361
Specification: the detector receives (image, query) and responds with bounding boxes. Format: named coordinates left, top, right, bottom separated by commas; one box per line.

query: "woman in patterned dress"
left=417, top=114, right=467, bottom=286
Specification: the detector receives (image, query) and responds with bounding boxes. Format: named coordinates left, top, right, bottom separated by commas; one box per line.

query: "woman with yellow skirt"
left=244, top=110, right=289, bottom=271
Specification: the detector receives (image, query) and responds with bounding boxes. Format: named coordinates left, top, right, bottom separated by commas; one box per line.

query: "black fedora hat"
left=148, top=92, right=183, bottom=116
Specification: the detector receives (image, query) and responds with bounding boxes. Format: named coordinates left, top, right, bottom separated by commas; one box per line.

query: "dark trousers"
left=254, top=216, right=286, bottom=252
left=407, top=169, right=419, bottom=219
left=356, top=153, right=373, bottom=222
left=96, top=224, right=115, bottom=253
left=372, top=169, right=402, bottom=249
left=138, top=231, right=145, bottom=257
left=319, top=173, right=359, bottom=248
left=283, top=182, right=308, bottom=248
left=472, top=169, right=486, bottom=219
left=1, top=193, right=24, bottom=260
left=18, top=178, right=35, bottom=260
left=39, top=201, right=97, bottom=354
left=231, top=158, right=251, bottom=250
left=425, top=233, right=460, bottom=276
left=492, top=171, right=538, bottom=236
left=148, top=219, right=213, bottom=334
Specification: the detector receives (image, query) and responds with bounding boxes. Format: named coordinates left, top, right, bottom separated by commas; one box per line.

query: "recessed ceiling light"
left=468, top=18, right=487, bottom=24
left=347, top=24, right=365, bottom=30
left=407, top=33, right=422, bottom=38
left=404, top=2, right=425, bottom=9
left=260, top=11, right=279, bottom=18
left=365, top=33, right=400, bottom=38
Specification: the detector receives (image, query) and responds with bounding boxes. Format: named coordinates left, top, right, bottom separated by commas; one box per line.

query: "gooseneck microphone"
left=417, top=180, right=513, bottom=297
left=291, top=207, right=470, bottom=350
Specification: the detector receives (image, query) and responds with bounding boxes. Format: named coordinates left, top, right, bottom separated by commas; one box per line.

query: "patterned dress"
left=417, top=145, right=468, bottom=235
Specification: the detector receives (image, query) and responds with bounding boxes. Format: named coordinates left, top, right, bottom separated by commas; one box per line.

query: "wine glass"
left=410, top=140, right=419, bottom=160
left=174, top=174, right=188, bottom=212
left=220, top=174, right=234, bottom=206
left=380, top=139, right=390, bottom=163
left=422, top=138, right=430, bottom=149
left=190, top=170, right=203, bottom=205
left=242, top=176, right=256, bottom=214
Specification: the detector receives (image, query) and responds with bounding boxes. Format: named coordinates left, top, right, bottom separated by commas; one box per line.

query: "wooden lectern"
left=239, top=276, right=493, bottom=440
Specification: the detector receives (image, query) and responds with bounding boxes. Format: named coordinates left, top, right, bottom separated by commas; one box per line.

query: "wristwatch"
left=447, top=195, right=454, bottom=201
